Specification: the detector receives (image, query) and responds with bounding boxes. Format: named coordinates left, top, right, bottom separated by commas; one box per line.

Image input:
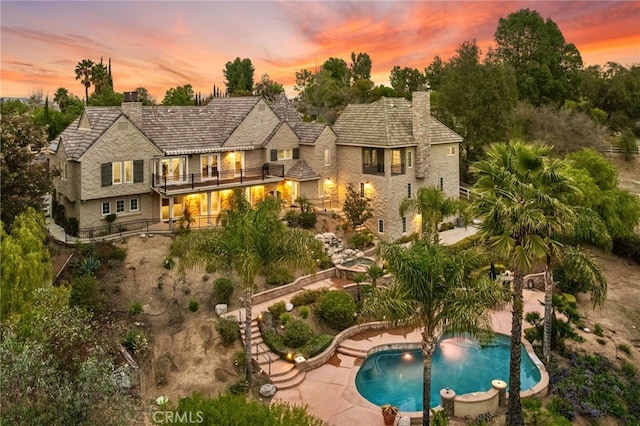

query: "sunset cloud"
left=1, top=1, right=637, bottom=100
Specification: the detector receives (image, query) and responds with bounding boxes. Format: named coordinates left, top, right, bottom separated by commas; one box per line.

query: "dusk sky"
left=1, top=1, right=639, bottom=101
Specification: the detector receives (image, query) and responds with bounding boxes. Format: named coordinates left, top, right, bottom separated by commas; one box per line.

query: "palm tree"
left=471, top=141, right=557, bottom=426
left=90, top=63, right=110, bottom=95
left=178, top=191, right=322, bottom=385
left=75, top=59, right=94, bottom=105
left=399, top=186, right=461, bottom=243
left=366, top=264, right=385, bottom=288
left=360, top=241, right=505, bottom=426
left=53, top=87, right=70, bottom=111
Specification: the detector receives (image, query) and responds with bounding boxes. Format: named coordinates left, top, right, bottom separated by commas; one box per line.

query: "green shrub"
left=597, top=338, right=607, bottom=345
left=262, top=328, right=287, bottom=359
left=317, top=290, right=356, bottom=331
left=233, top=350, right=247, bottom=375
left=213, top=278, right=234, bottom=305
left=299, top=334, right=333, bottom=359
left=216, top=317, right=239, bottom=346
left=298, top=212, right=317, bottom=229
left=299, top=306, right=310, bottom=319
left=618, top=344, right=632, bottom=356
left=284, top=210, right=300, bottom=227
left=594, top=323, right=604, bottom=337
left=290, top=288, right=328, bottom=307
left=268, top=301, right=287, bottom=318
left=129, top=301, right=143, bottom=315
left=613, top=236, right=640, bottom=264
left=78, top=256, right=102, bottom=276
left=348, top=230, right=375, bottom=250
left=282, top=320, right=313, bottom=348
left=162, top=257, right=175, bottom=269
left=122, top=329, right=148, bottom=354
left=70, top=275, right=103, bottom=313
left=228, top=379, right=249, bottom=395
left=265, top=269, right=293, bottom=286
left=279, top=312, right=291, bottom=325
left=188, top=300, right=199, bottom=312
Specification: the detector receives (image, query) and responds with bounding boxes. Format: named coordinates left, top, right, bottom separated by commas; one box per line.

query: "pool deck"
left=269, top=290, right=545, bottom=426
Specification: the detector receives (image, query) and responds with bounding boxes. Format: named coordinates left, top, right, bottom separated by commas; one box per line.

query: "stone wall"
left=251, top=268, right=337, bottom=306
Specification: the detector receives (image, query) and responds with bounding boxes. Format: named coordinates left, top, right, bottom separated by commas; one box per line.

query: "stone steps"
left=337, top=339, right=368, bottom=358
left=273, top=369, right=306, bottom=390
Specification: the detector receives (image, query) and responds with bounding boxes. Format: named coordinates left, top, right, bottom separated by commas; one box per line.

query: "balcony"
left=391, top=163, right=405, bottom=176
left=152, top=163, right=285, bottom=195
left=362, top=163, right=385, bottom=176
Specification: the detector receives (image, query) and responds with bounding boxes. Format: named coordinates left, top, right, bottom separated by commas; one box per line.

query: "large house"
left=49, top=90, right=460, bottom=241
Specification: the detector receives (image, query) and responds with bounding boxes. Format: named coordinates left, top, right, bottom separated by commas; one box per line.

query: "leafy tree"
left=361, top=241, right=505, bottom=426
left=53, top=87, right=71, bottom=111
left=472, top=141, right=561, bottom=425
left=177, top=192, right=322, bottom=384
left=223, top=57, right=255, bottom=95
left=75, top=58, right=94, bottom=104
left=349, top=78, right=374, bottom=104
left=491, top=8, right=583, bottom=106
left=170, top=392, right=324, bottom=425
left=254, top=73, right=284, bottom=103
left=0, top=112, right=57, bottom=229
left=399, top=186, right=461, bottom=243
left=0, top=98, right=29, bottom=115
left=435, top=40, right=518, bottom=170
left=322, top=57, right=350, bottom=86
left=389, top=66, right=427, bottom=98
left=0, top=208, right=51, bottom=322
left=342, top=183, right=373, bottom=231
left=425, top=56, right=446, bottom=90
left=565, top=148, right=640, bottom=238
left=134, top=86, right=156, bottom=105
left=350, top=51, right=372, bottom=80
left=89, top=86, right=124, bottom=106
left=161, top=84, right=195, bottom=106
left=616, top=129, right=638, bottom=161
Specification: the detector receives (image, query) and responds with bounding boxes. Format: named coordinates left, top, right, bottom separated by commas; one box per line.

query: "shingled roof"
left=53, top=107, right=123, bottom=160
left=284, top=159, right=320, bottom=181
left=332, top=97, right=462, bottom=147
left=293, top=122, right=327, bottom=145
left=271, top=94, right=302, bottom=123
left=52, top=97, right=265, bottom=160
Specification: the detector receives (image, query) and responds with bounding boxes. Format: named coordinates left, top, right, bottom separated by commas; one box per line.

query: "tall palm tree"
left=399, top=186, right=461, bottom=243
left=360, top=241, right=505, bottom=426
left=75, top=59, right=94, bottom=105
left=178, top=191, right=322, bottom=384
left=90, top=63, right=110, bottom=95
left=472, top=141, right=556, bottom=426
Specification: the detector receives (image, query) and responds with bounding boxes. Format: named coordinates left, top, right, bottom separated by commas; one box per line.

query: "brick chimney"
left=412, top=87, right=431, bottom=179
left=121, top=91, right=142, bottom=126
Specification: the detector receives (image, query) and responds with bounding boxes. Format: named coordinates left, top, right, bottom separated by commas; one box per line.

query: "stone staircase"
left=336, top=338, right=368, bottom=358
left=240, top=318, right=306, bottom=390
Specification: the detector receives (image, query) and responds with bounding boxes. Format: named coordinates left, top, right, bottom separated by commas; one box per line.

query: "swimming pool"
left=355, top=334, right=541, bottom=411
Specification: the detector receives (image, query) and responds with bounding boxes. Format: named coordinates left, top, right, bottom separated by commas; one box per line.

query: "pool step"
left=337, top=341, right=368, bottom=358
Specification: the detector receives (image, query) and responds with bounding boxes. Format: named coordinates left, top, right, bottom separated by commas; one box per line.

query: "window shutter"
left=101, top=163, right=112, bottom=187
left=293, top=147, right=299, bottom=159
left=270, top=149, right=277, bottom=161
left=133, top=160, right=144, bottom=183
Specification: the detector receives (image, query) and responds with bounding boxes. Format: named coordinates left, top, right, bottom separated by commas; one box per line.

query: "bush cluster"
left=216, top=317, right=239, bottom=346
left=282, top=320, right=314, bottom=348
left=284, top=210, right=317, bottom=229
left=348, top=230, right=375, bottom=250
left=267, top=301, right=287, bottom=318
left=298, top=334, right=333, bottom=359
left=265, top=269, right=294, bottom=286
left=290, top=288, right=328, bottom=307
left=70, top=275, right=103, bottom=313
left=316, top=290, right=356, bottom=331
left=213, top=278, right=234, bottom=305
left=228, top=379, right=249, bottom=395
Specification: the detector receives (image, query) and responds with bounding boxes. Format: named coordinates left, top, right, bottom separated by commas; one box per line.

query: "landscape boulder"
left=259, top=383, right=277, bottom=397
left=215, top=304, right=228, bottom=316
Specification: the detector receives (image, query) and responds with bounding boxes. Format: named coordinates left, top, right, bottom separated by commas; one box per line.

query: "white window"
left=116, top=199, right=125, bottom=213
left=324, top=149, right=330, bottom=166
left=318, top=180, right=324, bottom=198
left=101, top=202, right=110, bottom=215
left=407, top=183, right=412, bottom=198
left=113, top=162, right=122, bottom=184
left=378, top=219, right=384, bottom=234
left=124, top=161, right=133, bottom=183
left=277, top=149, right=293, bottom=160
left=130, top=198, right=139, bottom=212
left=402, top=216, right=407, bottom=234
left=407, top=151, right=413, bottom=168
left=448, top=146, right=456, bottom=156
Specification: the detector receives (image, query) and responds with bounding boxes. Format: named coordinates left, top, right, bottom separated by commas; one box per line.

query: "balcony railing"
left=152, top=163, right=285, bottom=193
left=362, top=163, right=385, bottom=176
left=391, top=163, right=405, bottom=175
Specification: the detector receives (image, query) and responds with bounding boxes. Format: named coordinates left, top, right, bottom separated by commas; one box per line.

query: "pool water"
left=355, top=334, right=541, bottom=411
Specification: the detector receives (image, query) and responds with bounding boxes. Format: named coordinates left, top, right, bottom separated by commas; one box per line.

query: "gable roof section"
left=271, top=94, right=302, bottom=123
left=333, top=97, right=414, bottom=147
left=293, top=122, right=327, bottom=145
left=54, top=107, right=122, bottom=160
left=284, top=159, right=320, bottom=181
left=429, top=117, right=463, bottom=145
